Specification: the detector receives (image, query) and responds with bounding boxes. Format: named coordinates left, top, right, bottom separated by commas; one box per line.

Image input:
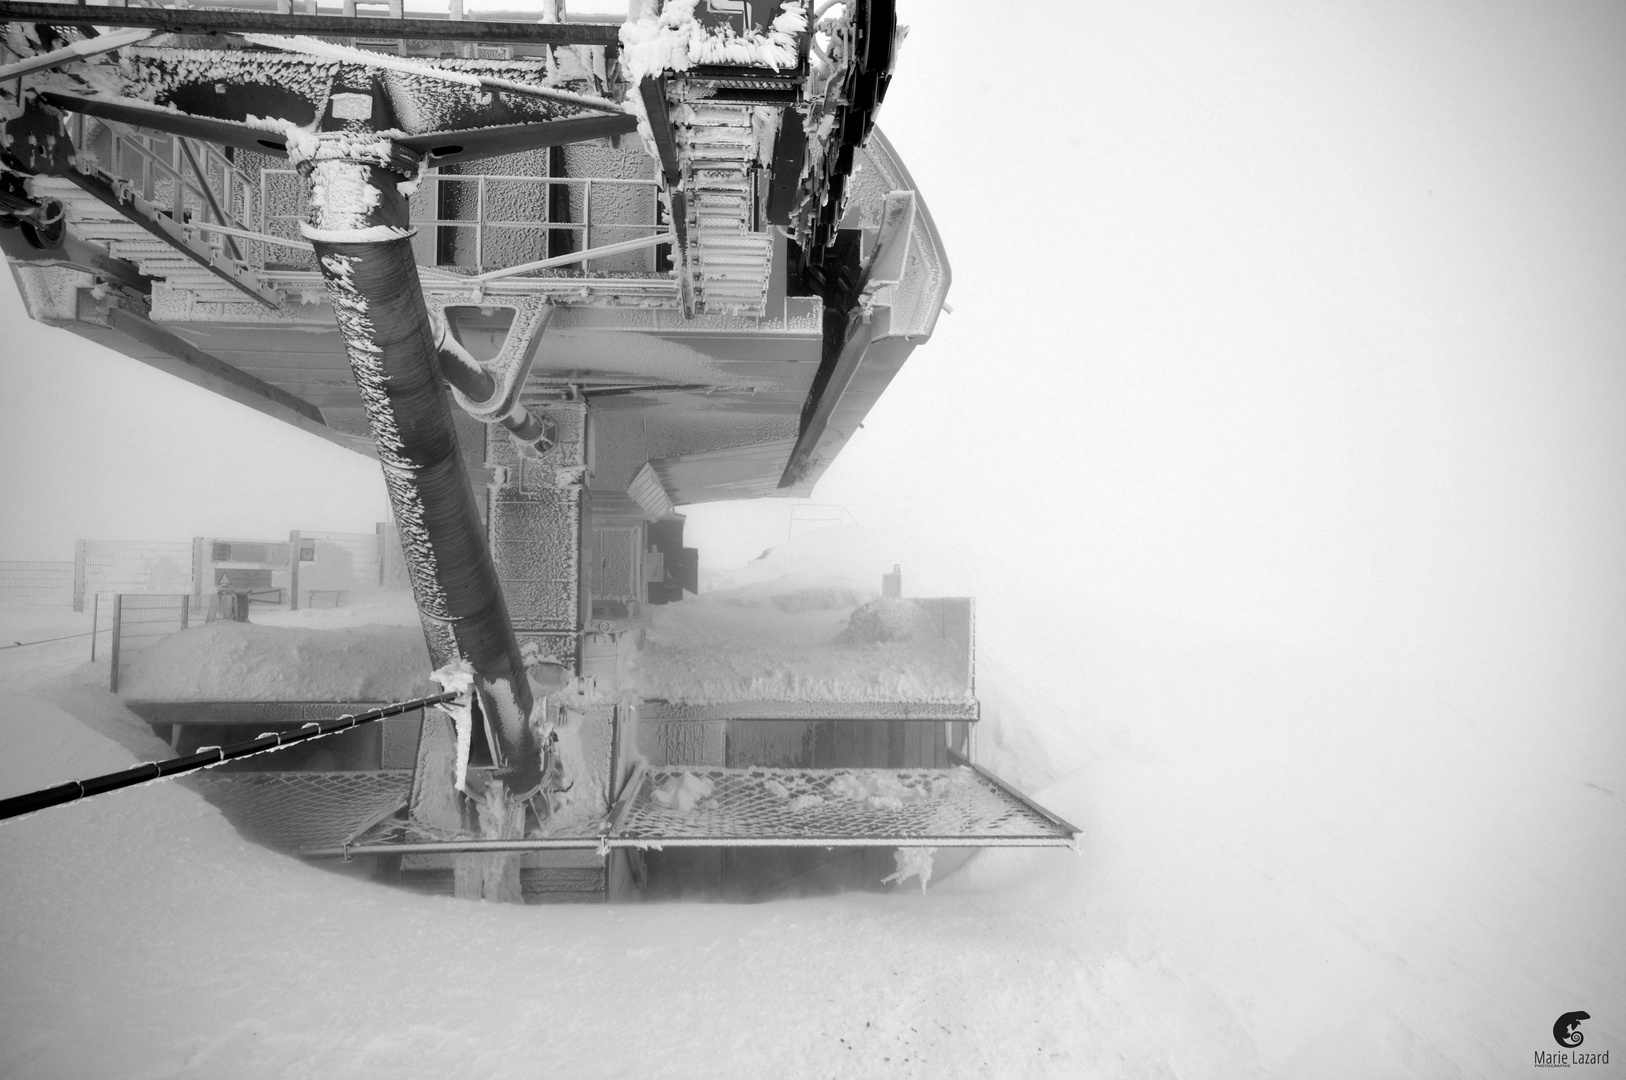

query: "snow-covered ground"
left=3, top=527, right=1622, bottom=1077
left=119, top=599, right=435, bottom=702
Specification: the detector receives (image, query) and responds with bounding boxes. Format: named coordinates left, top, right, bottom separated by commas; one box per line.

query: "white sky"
left=3, top=0, right=1625, bottom=721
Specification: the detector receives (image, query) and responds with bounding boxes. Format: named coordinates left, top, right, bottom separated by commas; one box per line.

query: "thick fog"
left=1, top=2, right=1623, bottom=1073
left=696, top=1, right=1626, bottom=744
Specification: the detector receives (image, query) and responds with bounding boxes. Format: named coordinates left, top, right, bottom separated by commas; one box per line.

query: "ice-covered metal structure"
left=1, top=0, right=1067, bottom=900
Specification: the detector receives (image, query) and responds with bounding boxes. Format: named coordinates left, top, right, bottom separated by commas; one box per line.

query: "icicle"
left=882, top=847, right=936, bottom=893
left=430, top=658, right=476, bottom=793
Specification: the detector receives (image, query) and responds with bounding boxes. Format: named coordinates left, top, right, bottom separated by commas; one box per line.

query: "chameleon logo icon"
left=1553, top=1011, right=1589, bottom=1048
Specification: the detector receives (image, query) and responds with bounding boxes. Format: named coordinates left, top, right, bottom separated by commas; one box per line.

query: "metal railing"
left=60, top=110, right=667, bottom=279
left=107, top=592, right=190, bottom=693
left=260, top=169, right=662, bottom=274
left=54, top=114, right=677, bottom=294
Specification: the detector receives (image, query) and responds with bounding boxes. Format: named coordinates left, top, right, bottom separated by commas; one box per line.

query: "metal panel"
left=626, top=462, right=676, bottom=519
left=590, top=525, right=641, bottom=604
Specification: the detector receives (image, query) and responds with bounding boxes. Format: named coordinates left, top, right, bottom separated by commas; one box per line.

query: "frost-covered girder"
left=0, top=24, right=154, bottom=81
left=38, top=90, right=293, bottom=159
left=0, top=1, right=622, bottom=46
left=0, top=211, right=149, bottom=294
left=402, top=115, right=639, bottom=169
left=40, top=89, right=638, bottom=169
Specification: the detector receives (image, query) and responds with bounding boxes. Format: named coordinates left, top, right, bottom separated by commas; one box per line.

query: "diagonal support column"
left=290, top=73, right=540, bottom=795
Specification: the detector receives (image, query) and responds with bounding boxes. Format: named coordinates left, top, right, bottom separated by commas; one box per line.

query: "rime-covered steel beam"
left=40, top=90, right=293, bottom=158
left=404, top=114, right=639, bottom=168
left=637, top=76, right=692, bottom=315
left=0, top=25, right=156, bottom=80
left=42, top=90, right=638, bottom=167
left=763, top=106, right=806, bottom=227
left=639, top=77, right=683, bottom=188
left=0, top=222, right=151, bottom=294
left=779, top=313, right=875, bottom=488
left=0, top=1, right=621, bottom=45
left=296, top=73, right=539, bottom=793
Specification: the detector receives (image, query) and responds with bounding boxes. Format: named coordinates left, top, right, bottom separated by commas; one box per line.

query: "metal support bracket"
left=425, top=291, right=554, bottom=425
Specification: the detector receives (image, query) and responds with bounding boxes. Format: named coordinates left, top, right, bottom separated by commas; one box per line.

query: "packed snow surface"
left=4, top=576, right=1622, bottom=1077
left=116, top=617, right=435, bottom=701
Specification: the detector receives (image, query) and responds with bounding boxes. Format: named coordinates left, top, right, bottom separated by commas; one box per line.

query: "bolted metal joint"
left=285, top=131, right=423, bottom=239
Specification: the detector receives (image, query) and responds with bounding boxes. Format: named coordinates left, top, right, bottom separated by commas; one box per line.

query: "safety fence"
left=105, top=593, right=191, bottom=693
left=5, top=525, right=405, bottom=613
left=73, top=540, right=194, bottom=612
left=0, top=560, right=73, bottom=608
left=287, top=528, right=392, bottom=609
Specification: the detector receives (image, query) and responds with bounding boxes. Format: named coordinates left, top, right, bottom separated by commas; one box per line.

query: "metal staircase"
left=675, top=101, right=775, bottom=317
left=28, top=119, right=284, bottom=308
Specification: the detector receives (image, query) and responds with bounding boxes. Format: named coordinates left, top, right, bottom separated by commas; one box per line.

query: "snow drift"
left=117, top=620, right=436, bottom=701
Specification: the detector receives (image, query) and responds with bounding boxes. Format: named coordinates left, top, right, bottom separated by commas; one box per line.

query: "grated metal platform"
left=187, top=770, right=412, bottom=852
left=608, top=765, right=1077, bottom=848
left=196, top=762, right=1076, bottom=858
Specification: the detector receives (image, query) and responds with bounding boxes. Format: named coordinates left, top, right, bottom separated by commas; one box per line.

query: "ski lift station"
left=0, top=0, right=1077, bottom=901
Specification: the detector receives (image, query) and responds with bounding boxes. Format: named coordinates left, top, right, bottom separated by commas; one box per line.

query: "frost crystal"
left=431, top=658, right=477, bottom=793
left=619, top=0, right=808, bottom=85
left=882, top=847, right=936, bottom=894
left=651, top=771, right=716, bottom=813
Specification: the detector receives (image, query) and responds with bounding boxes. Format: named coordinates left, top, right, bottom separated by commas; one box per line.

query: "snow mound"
left=117, top=621, right=436, bottom=701
left=252, top=590, right=422, bottom=630
left=713, top=574, right=875, bottom=613
left=699, top=526, right=895, bottom=594
left=630, top=527, right=970, bottom=703
left=842, top=597, right=935, bottom=645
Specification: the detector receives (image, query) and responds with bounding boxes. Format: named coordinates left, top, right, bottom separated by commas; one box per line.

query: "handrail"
left=81, top=117, right=269, bottom=268
left=103, top=124, right=212, bottom=206
left=177, top=137, right=242, bottom=263
left=186, top=220, right=311, bottom=252
left=463, top=233, right=672, bottom=283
